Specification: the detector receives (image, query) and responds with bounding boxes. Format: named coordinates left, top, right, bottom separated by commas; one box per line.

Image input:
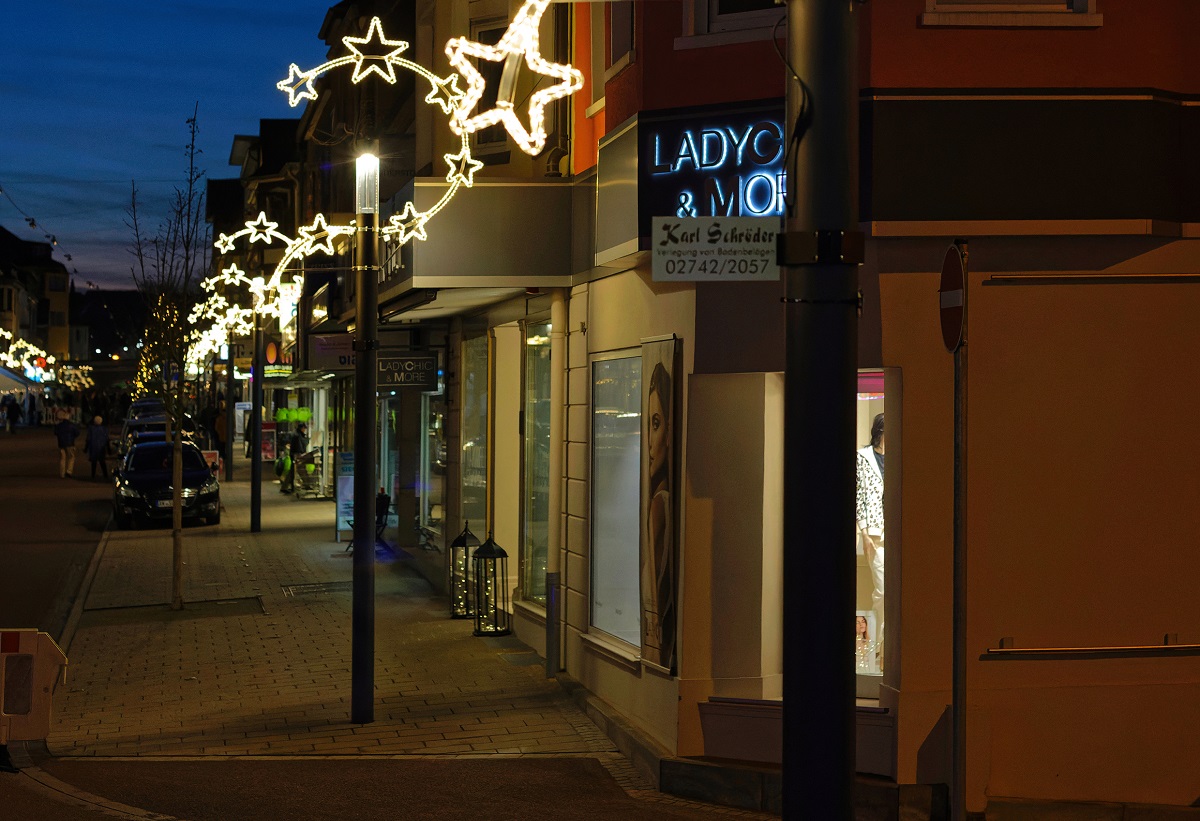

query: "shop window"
left=854, top=370, right=885, bottom=690
left=920, top=0, right=1102, bottom=27
left=589, top=354, right=641, bottom=646
left=418, top=392, right=447, bottom=551
left=521, top=323, right=551, bottom=604
left=0, top=288, right=12, bottom=313
left=607, top=2, right=634, bottom=80
left=461, top=335, right=489, bottom=528
left=588, top=4, right=605, bottom=111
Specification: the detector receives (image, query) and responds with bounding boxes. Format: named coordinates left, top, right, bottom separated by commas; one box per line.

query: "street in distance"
left=652, top=216, right=780, bottom=282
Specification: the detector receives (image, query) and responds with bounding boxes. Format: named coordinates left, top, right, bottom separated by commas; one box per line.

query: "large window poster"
left=640, top=336, right=680, bottom=672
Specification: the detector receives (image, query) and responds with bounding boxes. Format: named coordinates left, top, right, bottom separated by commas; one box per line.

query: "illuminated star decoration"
left=343, top=16, right=409, bottom=83
left=444, top=0, right=584, bottom=156
left=277, top=16, right=482, bottom=248
left=0, top=328, right=56, bottom=383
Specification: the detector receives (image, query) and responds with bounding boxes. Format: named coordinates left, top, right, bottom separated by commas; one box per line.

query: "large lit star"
left=344, top=17, right=409, bottom=84
left=444, top=0, right=583, bottom=156
left=277, top=63, right=319, bottom=107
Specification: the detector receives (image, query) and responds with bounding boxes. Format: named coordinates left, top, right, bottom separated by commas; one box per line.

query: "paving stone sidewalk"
left=47, top=476, right=616, bottom=761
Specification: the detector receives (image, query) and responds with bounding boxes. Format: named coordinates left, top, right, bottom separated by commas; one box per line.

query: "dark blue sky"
left=0, top=1, right=336, bottom=289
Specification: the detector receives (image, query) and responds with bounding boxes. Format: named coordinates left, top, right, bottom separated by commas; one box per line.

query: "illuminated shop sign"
left=639, top=100, right=785, bottom=232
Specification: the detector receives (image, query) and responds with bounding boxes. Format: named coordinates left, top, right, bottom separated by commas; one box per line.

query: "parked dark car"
left=126, top=397, right=166, bottom=420
left=113, top=441, right=220, bottom=528
left=117, top=413, right=196, bottom=456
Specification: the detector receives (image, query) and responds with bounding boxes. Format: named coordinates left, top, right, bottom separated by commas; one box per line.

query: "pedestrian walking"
left=85, top=415, right=111, bottom=480
left=4, top=396, right=23, bottom=433
left=54, top=411, right=81, bottom=478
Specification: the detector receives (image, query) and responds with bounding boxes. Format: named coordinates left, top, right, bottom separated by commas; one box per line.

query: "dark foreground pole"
left=781, top=0, right=860, bottom=818
left=250, top=312, right=264, bottom=533
left=351, top=149, right=380, bottom=724
left=224, top=332, right=235, bottom=483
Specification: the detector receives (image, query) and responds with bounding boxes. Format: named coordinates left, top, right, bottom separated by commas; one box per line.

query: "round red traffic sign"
left=939, top=244, right=965, bottom=352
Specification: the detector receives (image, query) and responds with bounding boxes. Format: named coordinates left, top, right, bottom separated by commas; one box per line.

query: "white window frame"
left=921, top=0, right=1102, bottom=27
left=468, top=16, right=511, bottom=157
left=676, top=0, right=787, bottom=51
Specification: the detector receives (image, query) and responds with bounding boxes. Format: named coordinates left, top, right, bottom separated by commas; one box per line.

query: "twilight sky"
left=0, top=1, right=337, bottom=289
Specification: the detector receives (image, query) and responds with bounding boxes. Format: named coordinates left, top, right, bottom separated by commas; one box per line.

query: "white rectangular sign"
left=651, top=217, right=780, bottom=282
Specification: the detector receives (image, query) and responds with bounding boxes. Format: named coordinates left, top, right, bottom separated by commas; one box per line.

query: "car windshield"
left=127, top=445, right=207, bottom=472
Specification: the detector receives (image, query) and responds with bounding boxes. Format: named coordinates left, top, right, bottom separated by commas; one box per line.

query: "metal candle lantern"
left=472, top=533, right=511, bottom=636
left=449, top=522, right=480, bottom=618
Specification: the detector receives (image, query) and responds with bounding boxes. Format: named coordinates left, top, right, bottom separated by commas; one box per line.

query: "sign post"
left=939, top=239, right=968, bottom=821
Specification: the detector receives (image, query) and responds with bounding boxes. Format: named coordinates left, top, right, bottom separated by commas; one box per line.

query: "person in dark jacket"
left=54, top=412, right=81, bottom=478
left=85, top=415, right=111, bottom=480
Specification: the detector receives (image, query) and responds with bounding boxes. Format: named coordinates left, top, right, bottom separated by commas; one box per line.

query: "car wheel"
left=114, top=510, right=130, bottom=529
left=205, top=509, right=221, bottom=526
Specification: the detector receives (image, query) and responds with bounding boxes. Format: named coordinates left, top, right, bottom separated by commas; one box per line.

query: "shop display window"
left=855, top=370, right=885, bottom=688
left=461, top=335, right=489, bottom=528
left=522, top=323, right=551, bottom=604
left=589, top=354, right=642, bottom=646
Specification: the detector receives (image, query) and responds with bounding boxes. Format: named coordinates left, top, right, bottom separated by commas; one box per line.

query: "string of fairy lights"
left=0, top=183, right=82, bottom=276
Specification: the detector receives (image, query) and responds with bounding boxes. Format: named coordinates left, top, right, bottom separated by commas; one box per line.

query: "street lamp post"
left=351, top=149, right=380, bottom=725
left=224, top=332, right=235, bottom=483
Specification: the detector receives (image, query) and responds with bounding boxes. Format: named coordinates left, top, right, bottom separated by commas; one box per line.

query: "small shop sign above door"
left=378, top=353, right=439, bottom=390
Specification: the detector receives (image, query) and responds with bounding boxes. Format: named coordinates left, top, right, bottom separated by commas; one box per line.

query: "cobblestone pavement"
left=43, top=468, right=774, bottom=819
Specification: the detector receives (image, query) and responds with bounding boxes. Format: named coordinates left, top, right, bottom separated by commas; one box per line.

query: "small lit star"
left=445, top=148, right=484, bottom=188
left=426, top=74, right=465, bottom=115
left=277, top=63, right=319, bottom=108
left=298, top=214, right=337, bottom=256
left=245, top=213, right=279, bottom=244
left=215, top=233, right=237, bottom=254
left=343, top=17, right=409, bottom=84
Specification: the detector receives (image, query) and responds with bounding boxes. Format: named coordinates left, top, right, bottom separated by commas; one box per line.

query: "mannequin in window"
left=856, top=413, right=885, bottom=667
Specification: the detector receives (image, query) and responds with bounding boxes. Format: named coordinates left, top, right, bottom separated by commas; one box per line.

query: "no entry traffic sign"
left=939, top=243, right=966, bottom=352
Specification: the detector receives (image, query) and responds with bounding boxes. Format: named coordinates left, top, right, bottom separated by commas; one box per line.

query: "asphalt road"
left=0, top=424, right=112, bottom=639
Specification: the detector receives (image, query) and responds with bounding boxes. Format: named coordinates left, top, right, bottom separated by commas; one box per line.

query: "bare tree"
left=128, top=104, right=210, bottom=611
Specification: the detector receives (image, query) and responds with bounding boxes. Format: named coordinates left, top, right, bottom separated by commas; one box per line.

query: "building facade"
left=205, top=0, right=1200, bottom=815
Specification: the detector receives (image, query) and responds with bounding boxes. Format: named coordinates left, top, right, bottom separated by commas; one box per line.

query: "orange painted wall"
left=863, top=1, right=1200, bottom=93
left=881, top=268, right=1200, bottom=809
left=572, top=3, right=600, bottom=175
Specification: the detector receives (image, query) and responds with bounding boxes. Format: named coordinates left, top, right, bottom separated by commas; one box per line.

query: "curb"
left=8, top=741, right=179, bottom=821
left=57, top=522, right=111, bottom=657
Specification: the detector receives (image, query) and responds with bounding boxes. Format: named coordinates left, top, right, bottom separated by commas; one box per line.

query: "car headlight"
left=118, top=484, right=141, bottom=499
left=200, top=476, right=219, bottom=494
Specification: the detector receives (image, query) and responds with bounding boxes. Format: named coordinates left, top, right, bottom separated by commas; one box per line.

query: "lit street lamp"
left=351, top=149, right=380, bottom=724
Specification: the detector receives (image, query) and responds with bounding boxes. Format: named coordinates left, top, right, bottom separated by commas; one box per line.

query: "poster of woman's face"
left=640, top=338, right=678, bottom=671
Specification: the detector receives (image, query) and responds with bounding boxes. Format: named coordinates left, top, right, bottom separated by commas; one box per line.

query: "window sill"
left=920, top=11, right=1102, bottom=27
left=580, top=631, right=642, bottom=674
left=674, top=24, right=785, bottom=51
left=513, top=598, right=546, bottom=626
left=603, top=51, right=634, bottom=84
left=585, top=97, right=605, bottom=119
